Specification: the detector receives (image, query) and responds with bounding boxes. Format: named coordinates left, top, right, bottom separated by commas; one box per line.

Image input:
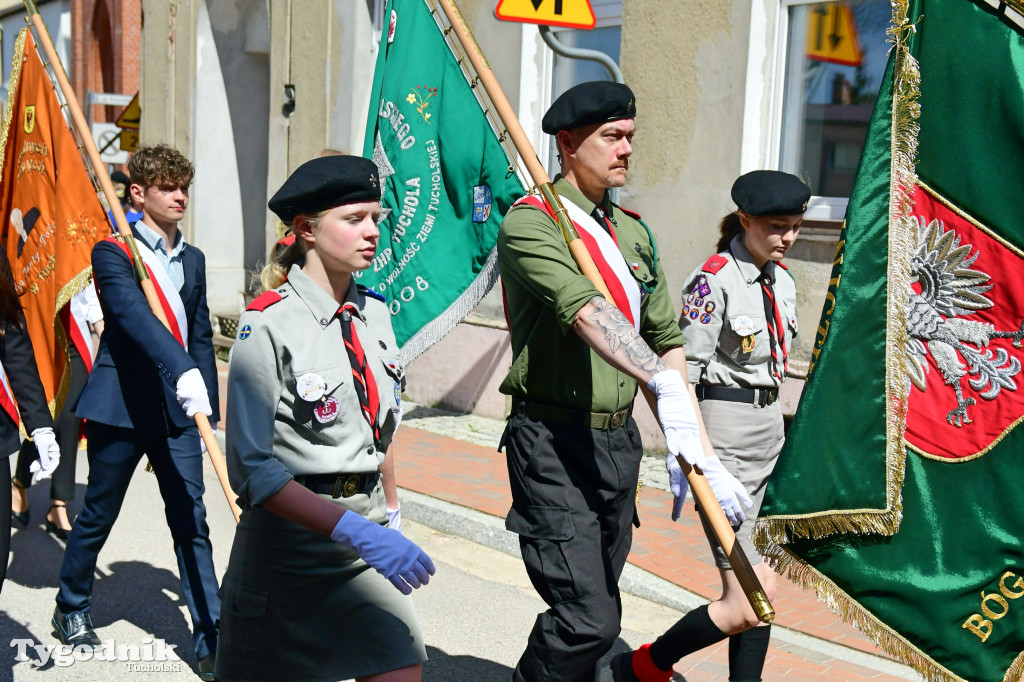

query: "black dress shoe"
left=45, top=504, right=72, bottom=540
left=10, top=477, right=29, bottom=527
left=52, top=607, right=101, bottom=648
left=611, top=650, right=641, bottom=682
left=197, top=652, right=216, bottom=681
left=11, top=508, right=29, bottom=527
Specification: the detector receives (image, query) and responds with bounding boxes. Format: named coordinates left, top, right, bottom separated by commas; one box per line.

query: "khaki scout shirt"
left=497, top=176, right=684, bottom=413
left=680, top=235, right=797, bottom=389
left=226, top=265, right=405, bottom=506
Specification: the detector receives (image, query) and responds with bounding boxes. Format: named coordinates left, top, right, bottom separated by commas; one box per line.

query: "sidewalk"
left=392, top=404, right=920, bottom=682
left=214, top=363, right=920, bottom=681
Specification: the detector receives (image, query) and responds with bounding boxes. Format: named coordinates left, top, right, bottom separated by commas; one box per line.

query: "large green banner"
left=755, top=1, right=1024, bottom=680
left=360, top=0, right=525, bottom=364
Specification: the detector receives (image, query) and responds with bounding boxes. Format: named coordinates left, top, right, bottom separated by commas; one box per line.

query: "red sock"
left=632, top=643, right=672, bottom=682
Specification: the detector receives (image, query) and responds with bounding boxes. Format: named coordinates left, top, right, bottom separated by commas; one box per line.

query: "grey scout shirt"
left=680, top=235, right=797, bottom=389
left=225, top=264, right=405, bottom=506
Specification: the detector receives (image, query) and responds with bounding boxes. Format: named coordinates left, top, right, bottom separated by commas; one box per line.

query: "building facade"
left=3, top=0, right=889, bottom=445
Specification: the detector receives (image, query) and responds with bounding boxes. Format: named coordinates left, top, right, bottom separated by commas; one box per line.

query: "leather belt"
left=294, top=471, right=379, bottom=499
left=695, top=384, right=779, bottom=407
left=513, top=398, right=631, bottom=430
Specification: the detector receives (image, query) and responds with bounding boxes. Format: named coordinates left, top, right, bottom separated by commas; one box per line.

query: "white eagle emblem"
left=905, top=217, right=1024, bottom=426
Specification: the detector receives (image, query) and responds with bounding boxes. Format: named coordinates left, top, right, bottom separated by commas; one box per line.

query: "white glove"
left=386, top=504, right=403, bottom=533
left=29, top=427, right=60, bottom=484
left=702, top=457, right=753, bottom=527
left=175, top=368, right=212, bottom=418
left=647, top=370, right=706, bottom=469
left=665, top=453, right=689, bottom=522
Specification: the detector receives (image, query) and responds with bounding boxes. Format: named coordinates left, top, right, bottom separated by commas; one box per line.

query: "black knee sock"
left=728, top=625, right=771, bottom=681
left=648, top=604, right=728, bottom=671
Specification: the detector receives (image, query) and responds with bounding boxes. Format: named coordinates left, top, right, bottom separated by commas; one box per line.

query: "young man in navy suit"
left=54, top=145, right=220, bottom=680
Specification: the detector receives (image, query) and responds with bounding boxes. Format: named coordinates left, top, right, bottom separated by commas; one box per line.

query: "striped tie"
left=340, top=304, right=381, bottom=445
left=759, top=273, right=787, bottom=383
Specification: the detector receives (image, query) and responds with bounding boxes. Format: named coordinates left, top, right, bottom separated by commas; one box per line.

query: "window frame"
left=752, top=0, right=888, bottom=223
left=516, top=0, right=623, bottom=171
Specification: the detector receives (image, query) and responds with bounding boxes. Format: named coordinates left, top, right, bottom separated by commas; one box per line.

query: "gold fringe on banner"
left=771, top=545, right=968, bottom=682
left=753, top=0, right=918, bottom=549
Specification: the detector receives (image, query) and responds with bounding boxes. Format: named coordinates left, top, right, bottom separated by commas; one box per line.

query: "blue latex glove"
left=665, top=453, right=689, bottom=522
left=331, top=511, right=435, bottom=594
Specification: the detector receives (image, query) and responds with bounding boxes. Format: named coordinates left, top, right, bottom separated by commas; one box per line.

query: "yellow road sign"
left=494, top=0, right=595, bottom=29
left=114, top=92, right=140, bottom=130
left=120, top=129, right=139, bottom=153
left=805, top=2, right=863, bottom=67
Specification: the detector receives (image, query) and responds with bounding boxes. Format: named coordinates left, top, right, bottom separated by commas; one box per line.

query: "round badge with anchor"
left=296, top=373, right=327, bottom=402
left=314, top=395, right=339, bottom=424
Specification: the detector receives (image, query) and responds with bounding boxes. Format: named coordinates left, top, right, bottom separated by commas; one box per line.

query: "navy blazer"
left=76, top=229, right=220, bottom=431
left=0, top=312, right=54, bottom=457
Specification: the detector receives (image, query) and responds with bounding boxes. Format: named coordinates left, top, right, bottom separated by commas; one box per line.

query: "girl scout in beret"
left=217, top=155, right=434, bottom=681
left=613, top=171, right=810, bottom=682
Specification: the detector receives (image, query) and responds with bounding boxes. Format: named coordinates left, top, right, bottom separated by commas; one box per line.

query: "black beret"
left=542, top=81, right=636, bottom=134
left=268, top=155, right=381, bottom=223
left=731, top=171, right=812, bottom=216
left=110, top=170, right=130, bottom=185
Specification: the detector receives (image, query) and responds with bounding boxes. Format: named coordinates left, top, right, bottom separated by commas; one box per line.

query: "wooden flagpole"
left=433, top=0, right=773, bottom=622
left=23, top=0, right=241, bottom=523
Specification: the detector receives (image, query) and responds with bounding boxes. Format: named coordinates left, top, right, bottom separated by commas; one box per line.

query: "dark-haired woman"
left=613, top=171, right=810, bottom=682
left=217, top=154, right=433, bottom=682
left=1, top=251, right=61, bottom=594
left=11, top=284, right=102, bottom=539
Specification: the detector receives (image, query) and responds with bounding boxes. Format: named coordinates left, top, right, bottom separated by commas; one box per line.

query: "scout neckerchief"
left=104, top=234, right=190, bottom=350
left=339, top=303, right=381, bottom=446
left=758, top=269, right=787, bottom=383
left=513, top=194, right=642, bottom=330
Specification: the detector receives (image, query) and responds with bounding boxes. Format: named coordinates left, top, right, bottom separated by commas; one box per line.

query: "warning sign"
left=494, top=0, right=596, bottom=30
left=114, top=92, right=140, bottom=130
left=805, top=2, right=863, bottom=67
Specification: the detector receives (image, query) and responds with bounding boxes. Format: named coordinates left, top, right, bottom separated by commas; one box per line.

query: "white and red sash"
left=104, top=236, right=190, bottom=351
left=0, top=367, right=18, bottom=424
left=515, top=194, right=642, bottom=330
left=66, top=283, right=100, bottom=371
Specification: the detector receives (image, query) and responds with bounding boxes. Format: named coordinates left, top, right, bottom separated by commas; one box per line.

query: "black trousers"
left=502, top=404, right=643, bottom=682
left=13, top=347, right=88, bottom=501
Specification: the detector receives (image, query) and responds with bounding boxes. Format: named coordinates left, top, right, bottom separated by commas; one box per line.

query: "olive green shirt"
left=497, top=177, right=684, bottom=413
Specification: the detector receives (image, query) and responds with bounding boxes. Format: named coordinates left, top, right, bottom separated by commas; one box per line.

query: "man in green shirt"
left=498, top=81, right=750, bottom=682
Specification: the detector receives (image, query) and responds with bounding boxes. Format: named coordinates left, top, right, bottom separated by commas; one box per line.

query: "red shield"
left=904, top=184, right=1024, bottom=459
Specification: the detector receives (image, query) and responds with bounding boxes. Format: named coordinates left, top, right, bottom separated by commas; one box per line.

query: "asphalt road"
left=3, top=455, right=680, bottom=681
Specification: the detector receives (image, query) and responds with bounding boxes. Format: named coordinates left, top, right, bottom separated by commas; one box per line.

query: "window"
left=774, top=0, right=891, bottom=219
left=538, top=0, right=622, bottom=173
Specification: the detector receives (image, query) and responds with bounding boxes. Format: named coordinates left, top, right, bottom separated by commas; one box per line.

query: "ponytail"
left=255, top=210, right=329, bottom=292
left=716, top=212, right=743, bottom=254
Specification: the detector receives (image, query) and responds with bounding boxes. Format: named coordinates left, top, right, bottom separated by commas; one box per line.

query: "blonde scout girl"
left=218, top=155, right=433, bottom=682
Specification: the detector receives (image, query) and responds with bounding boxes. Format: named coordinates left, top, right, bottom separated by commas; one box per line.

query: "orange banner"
left=0, top=29, right=108, bottom=415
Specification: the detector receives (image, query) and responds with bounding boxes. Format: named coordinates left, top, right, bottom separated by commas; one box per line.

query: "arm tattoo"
left=587, top=298, right=668, bottom=374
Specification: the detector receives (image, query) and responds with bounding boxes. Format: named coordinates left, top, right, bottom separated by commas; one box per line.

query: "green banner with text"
left=361, top=0, right=525, bottom=364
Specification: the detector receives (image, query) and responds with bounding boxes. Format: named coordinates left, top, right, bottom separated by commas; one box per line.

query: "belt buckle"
left=763, top=389, right=777, bottom=407
left=332, top=474, right=361, bottom=499
left=610, top=410, right=625, bottom=429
